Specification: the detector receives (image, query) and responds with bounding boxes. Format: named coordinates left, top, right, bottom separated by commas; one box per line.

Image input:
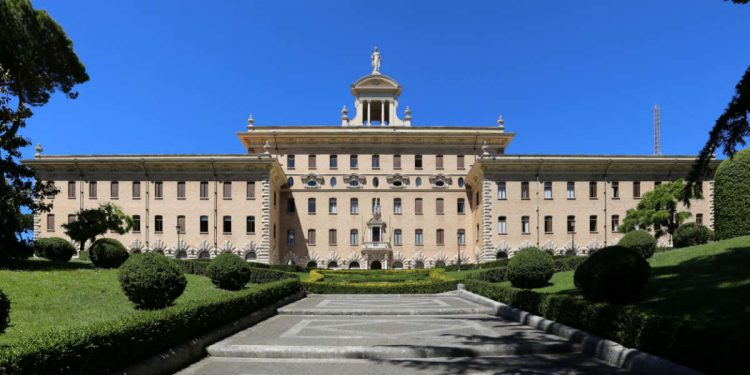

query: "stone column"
left=258, top=175, right=272, bottom=264
left=367, top=100, right=371, bottom=126
left=381, top=101, right=385, bottom=126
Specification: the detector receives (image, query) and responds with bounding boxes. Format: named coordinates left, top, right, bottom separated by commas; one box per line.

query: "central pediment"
left=351, top=74, right=402, bottom=96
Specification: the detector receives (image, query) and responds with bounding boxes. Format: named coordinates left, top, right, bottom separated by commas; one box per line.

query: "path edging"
left=456, top=286, right=703, bottom=375
left=116, top=290, right=305, bottom=375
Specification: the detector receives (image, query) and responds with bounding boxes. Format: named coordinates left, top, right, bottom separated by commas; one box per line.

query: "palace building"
left=26, top=50, right=719, bottom=269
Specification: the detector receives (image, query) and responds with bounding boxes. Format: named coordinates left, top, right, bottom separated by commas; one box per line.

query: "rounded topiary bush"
left=506, top=247, right=555, bottom=289
left=118, top=252, right=187, bottom=309
left=206, top=252, right=252, bottom=290
left=673, top=223, right=713, bottom=248
left=89, top=238, right=129, bottom=268
left=617, top=230, right=657, bottom=259
left=34, top=237, right=77, bottom=262
left=0, top=288, right=9, bottom=334
left=714, top=148, right=750, bottom=240
left=574, top=246, right=651, bottom=303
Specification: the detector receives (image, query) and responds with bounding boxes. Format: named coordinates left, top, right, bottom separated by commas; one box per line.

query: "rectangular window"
left=200, top=181, right=209, bottom=199
left=611, top=215, right=620, bottom=232
left=89, top=181, right=97, bottom=199
left=371, top=198, right=380, bottom=213
left=394, top=198, right=402, bottom=214
left=611, top=181, right=620, bottom=199
left=200, top=215, right=209, bottom=234
left=287, top=230, right=295, bottom=245
left=372, top=154, right=380, bottom=169
left=307, top=229, right=316, bottom=245
left=246, top=216, right=255, bottom=233
left=246, top=181, right=255, bottom=199
left=223, top=182, right=232, bottom=200
left=457, top=198, right=465, bottom=214
left=350, top=155, right=358, bottom=168
left=154, top=181, right=163, bottom=199
left=415, top=155, right=423, bottom=169
left=633, top=181, right=641, bottom=198
left=436, top=198, right=444, bottom=214
left=567, top=215, right=576, bottom=233
left=46, top=214, right=55, bottom=232
left=589, top=215, right=597, bottom=233
left=223, top=216, right=232, bottom=233
left=544, top=182, right=552, bottom=199
left=132, top=181, right=141, bottom=199
left=110, top=181, right=119, bottom=199
left=436, top=229, right=445, bottom=245
left=497, top=182, right=507, bottom=200
left=177, top=182, right=186, bottom=199
left=458, top=229, right=466, bottom=245
left=308, top=198, right=316, bottom=214
left=394, top=229, right=403, bottom=245
left=154, top=215, right=163, bottom=233
left=522, top=216, right=530, bottom=234
left=350, top=229, right=358, bottom=245
left=329, top=154, right=338, bottom=169
left=415, top=229, right=423, bottom=246
left=308, top=154, right=316, bottom=169
left=521, top=182, right=530, bottom=200
left=350, top=198, right=359, bottom=214
left=329, top=198, right=337, bottom=214
left=177, top=215, right=186, bottom=234
left=133, top=215, right=141, bottom=233
left=544, top=216, right=553, bottom=233
left=67, top=181, right=76, bottom=199
left=589, top=181, right=597, bottom=199
left=67, top=214, right=76, bottom=225
left=393, top=154, right=401, bottom=169
left=498, top=216, right=507, bottom=234
left=436, top=155, right=444, bottom=169
left=567, top=182, right=575, bottom=199
left=696, top=213, right=704, bottom=226
left=415, top=198, right=423, bottom=214
left=287, top=198, right=296, bottom=213
left=328, top=229, right=337, bottom=245
left=287, top=155, right=295, bottom=169
left=457, top=155, right=465, bottom=169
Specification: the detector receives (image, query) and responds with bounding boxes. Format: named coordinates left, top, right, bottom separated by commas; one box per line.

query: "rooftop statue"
left=371, top=46, right=381, bottom=74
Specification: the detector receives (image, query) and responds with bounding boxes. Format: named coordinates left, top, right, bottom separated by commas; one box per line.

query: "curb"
left=116, top=290, right=305, bottom=375
left=277, top=307, right=495, bottom=316
left=456, top=287, right=704, bottom=375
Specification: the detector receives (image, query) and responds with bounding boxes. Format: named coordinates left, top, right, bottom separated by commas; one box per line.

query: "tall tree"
left=63, top=203, right=133, bottom=255
left=0, top=0, right=88, bottom=262
left=620, top=180, right=695, bottom=240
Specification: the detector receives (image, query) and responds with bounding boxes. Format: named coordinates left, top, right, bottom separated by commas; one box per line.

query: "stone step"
left=278, top=294, right=493, bottom=315
left=277, top=307, right=497, bottom=315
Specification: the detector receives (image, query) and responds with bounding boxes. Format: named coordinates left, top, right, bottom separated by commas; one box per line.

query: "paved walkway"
left=178, top=293, right=627, bottom=374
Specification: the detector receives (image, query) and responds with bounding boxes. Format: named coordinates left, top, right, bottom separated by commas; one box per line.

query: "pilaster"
left=482, top=179, right=494, bottom=262
left=258, top=175, right=272, bottom=264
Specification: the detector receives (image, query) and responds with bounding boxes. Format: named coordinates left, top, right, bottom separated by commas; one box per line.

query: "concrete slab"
left=178, top=355, right=630, bottom=375
left=279, top=294, right=494, bottom=315
left=208, top=314, right=574, bottom=359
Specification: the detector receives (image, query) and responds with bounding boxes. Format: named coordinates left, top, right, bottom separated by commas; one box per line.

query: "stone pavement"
left=177, top=293, right=628, bottom=374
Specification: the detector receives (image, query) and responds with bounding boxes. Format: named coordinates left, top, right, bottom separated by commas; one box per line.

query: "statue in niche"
left=371, top=46, right=381, bottom=74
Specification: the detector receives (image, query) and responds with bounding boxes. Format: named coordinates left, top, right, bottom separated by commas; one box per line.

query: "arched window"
left=348, top=261, right=360, bottom=269
left=434, top=260, right=446, bottom=268
left=245, top=251, right=257, bottom=261
left=327, top=261, right=338, bottom=269
left=370, top=261, right=382, bottom=270
left=414, top=260, right=425, bottom=269
left=198, top=251, right=210, bottom=259
left=496, top=251, right=508, bottom=260
left=176, top=250, right=188, bottom=260
left=392, top=261, right=404, bottom=269
left=307, top=261, right=318, bottom=268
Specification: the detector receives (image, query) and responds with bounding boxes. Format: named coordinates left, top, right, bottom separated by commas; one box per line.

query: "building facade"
left=26, top=51, right=718, bottom=269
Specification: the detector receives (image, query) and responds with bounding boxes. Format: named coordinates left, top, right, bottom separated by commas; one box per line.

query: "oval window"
left=435, top=180, right=445, bottom=187
left=330, top=177, right=337, bottom=187
left=373, top=177, right=379, bottom=188
left=458, top=178, right=465, bottom=188
left=287, top=177, right=294, bottom=187
left=306, top=180, right=318, bottom=188
left=393, top=180, right=403, bottom=187
left=415, top=177, right=422, bottom=187
left=349, top=180, right=360, bottom=188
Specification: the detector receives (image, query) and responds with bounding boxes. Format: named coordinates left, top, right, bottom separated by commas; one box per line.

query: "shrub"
left=673, top=223, right=713, bottom=248
left=506, top=247, right=554, bottom=288
left=618, top=230, right=657, bottom=259
left=206, top=253, right=252, bottom=290
left=574, top=246, right=650, bottom=303
left=466, top=267, right=507, bottom=282
left=0, top=288, right=9, bottom=334
left=174, top=259, right=211, bottom=276
left=714, top=148, right=750, bottom=240
left=33, top=237, right=76, bottom=262
left=89, top=238, right=129, bottom=268
left=551, top=256, right=588, bottom=272
left=0, top=279, right=302, bottom=374
left=118, top=253, right=187, bottom=309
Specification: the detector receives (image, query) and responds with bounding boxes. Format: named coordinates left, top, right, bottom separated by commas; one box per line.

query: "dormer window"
left=387, top=174, right=410, bottom=189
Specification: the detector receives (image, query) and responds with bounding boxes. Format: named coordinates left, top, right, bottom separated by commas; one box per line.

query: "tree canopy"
left=63, top=203, right=133, bottom=254
left=620, top=179, right=695, bottom=239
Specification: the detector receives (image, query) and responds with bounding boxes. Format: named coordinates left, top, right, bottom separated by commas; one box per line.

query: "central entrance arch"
left=370, top=260, right=382, bottom=270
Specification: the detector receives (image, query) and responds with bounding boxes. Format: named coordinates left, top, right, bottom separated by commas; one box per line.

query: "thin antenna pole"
left=654, top=104, right=661, bottom=156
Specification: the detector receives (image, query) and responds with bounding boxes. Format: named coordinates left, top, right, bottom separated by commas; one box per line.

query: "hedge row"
left=551, top=256, right=588, bottom=273
left=466, top=267, right=508, bottom=282
left=444, top=259, right=509, bottom=271
left=303, top=280, right=458, bottom=294
left=0, top=279, right=302, bottom=374
left=464, top=280, right=747, bottom=374
left=175, top=259, right=297, bottom=284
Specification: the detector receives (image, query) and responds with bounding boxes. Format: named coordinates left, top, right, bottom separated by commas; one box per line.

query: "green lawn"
left=0, top=259, right=237, bottom=346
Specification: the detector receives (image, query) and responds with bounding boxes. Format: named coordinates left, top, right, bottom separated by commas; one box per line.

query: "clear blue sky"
left=24, top=0, right=750, bottom=158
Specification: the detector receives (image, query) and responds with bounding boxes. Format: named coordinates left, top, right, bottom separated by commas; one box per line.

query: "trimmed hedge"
left=464, top=279, right=746, bottom=375
left=176, top=259, right=297, bottom=284
left=89, top=238, right=129, bottom=268
left=175, top=259, right=211, bottom=275
left=506, top=247, right=554, bottom=288
left=714, top=148, right=750, bottom=240
left=0, top=279, right=301, bottom=374
left=0, top=288, right=9, bottom=334
left=551, top=256, right=588, bottom=273
left=618, top=230, right=657, bottom=259
left=206, top=253, right=252, bottom=290
left=118, top=253, right=187, bottom=309
left=466, top=267, right=507, bottom=282
left=574, top=246, right=651, bottom=303
left=444, top=259, right=509, bottom=271
left=673, top=223, right=713, bottom=248
left=33, top=237, right=76, bottom=262
left=303, top=279, right=457, bottom=294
